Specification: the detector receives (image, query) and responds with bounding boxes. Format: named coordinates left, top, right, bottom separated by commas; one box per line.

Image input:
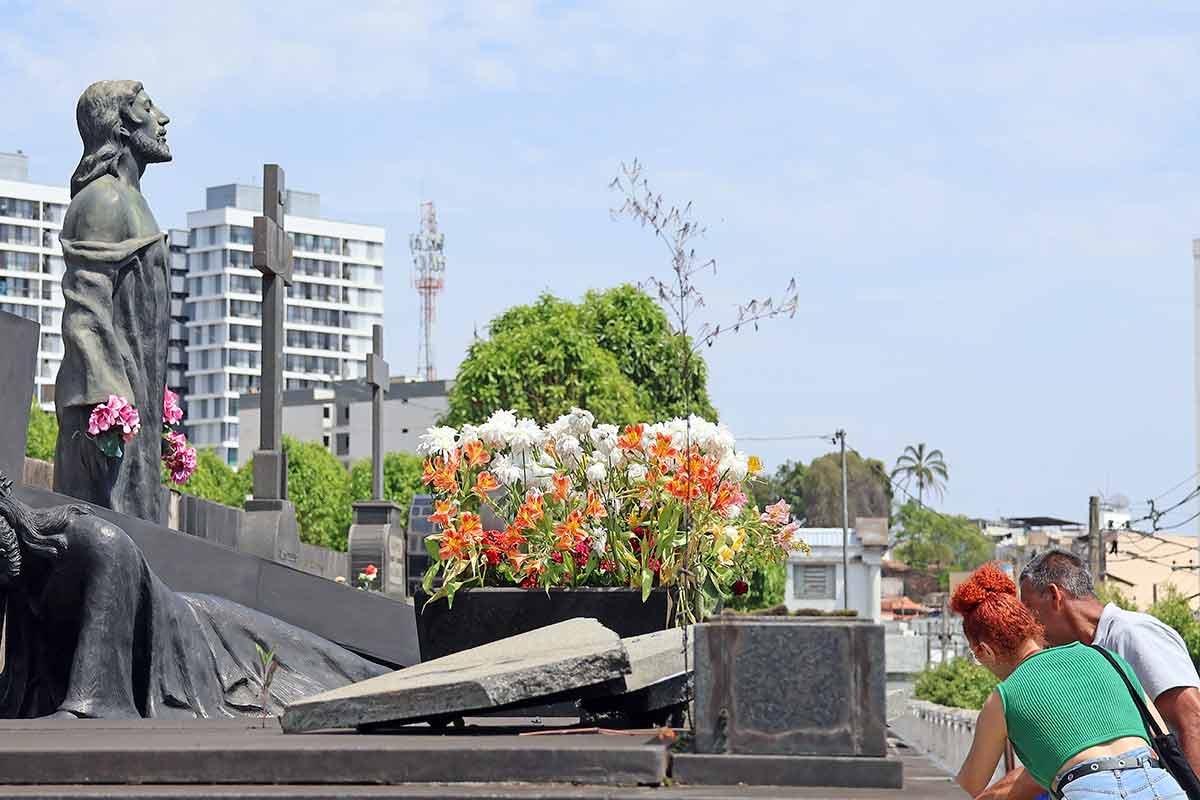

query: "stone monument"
left=52, top=81, right=173, bottom=524
left=0, top=310, right=39, bottom=483
left=238, top=164, right=301, bottom=565
left=0, top=469, right=387, bottom=718
left=347, top=324, right=406, bottom=593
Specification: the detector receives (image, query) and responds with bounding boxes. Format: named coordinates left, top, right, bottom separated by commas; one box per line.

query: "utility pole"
left=837, top=429, right=850, bottom=611
left=1088, top=495, right=1101, bottom=581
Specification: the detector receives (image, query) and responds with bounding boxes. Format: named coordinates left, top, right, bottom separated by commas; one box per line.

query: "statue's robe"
left=0, top=514, right=387, bottom=719
left=53, top=175, right=172, bottom=524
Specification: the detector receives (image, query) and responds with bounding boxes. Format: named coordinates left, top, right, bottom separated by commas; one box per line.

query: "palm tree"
left=891, top=443, right=949, bottom=506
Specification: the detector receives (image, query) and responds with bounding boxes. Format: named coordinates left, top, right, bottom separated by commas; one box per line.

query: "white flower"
left=606, top=447, right=626, bottom=468
left=527, top=460, right=554, bottom=490
left=567, top=407, right=595, bottom=438
left=509, top=418, right=545, bottom=456
left=479, top=409, right=517, bottom=448
left=492, top=453, right=524, bottom=486
left=719, top=451, right=750, bottom=482
left=545, top=414, right=572, bottom=441
left=458, top=424, right=481, bottom=445
left=627, top=463, right=648, bottom=482
left=590, top=424, right=619, bottom=454
left=556, top=435, right=584, bottom=469
left=418, top=425, right=458, bottom=455
left=590, top=527, right=608, bottom=555
left=724, top=504, right=743, bottom=520
left=723, top=525, right=740, bottom=544
left=586, top=461, right=608, bottom=484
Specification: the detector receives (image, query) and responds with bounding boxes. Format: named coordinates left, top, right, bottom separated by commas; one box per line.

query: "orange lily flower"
left=459, top=512, right=484, bottom=545
left=584, top=489, right=607, bottom=521
left=618, top=423, right=645, bottom=451
left=463, top=440, right=490, bottom=468
left=650, top=432, right=677, bottom=464
left=552, top=473, right=571, bottom=503
left=428, top=499, right=455, bottom=528
left=421, top=459, right=438, bottom=486
left=472, top=471, right=499, bottom=499
left=554, top=509, right=585, bottom=550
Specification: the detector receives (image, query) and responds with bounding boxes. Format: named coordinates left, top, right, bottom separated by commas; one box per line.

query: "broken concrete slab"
left=583, top=627, right=693, bottom=723
left=281, top=618, right=630, bottom=733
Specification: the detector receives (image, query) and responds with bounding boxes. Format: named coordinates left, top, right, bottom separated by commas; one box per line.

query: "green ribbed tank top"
left=997, top=642, right=1149, bottom=788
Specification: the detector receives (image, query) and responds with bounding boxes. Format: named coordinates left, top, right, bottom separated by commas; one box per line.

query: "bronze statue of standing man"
left=53, top=81, right=172, bottom=523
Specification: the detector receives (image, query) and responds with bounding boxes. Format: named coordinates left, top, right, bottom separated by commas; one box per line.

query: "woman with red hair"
left=953, top=563, right=1184, bottom=799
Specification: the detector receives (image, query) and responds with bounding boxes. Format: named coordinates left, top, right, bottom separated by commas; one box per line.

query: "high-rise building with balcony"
left=184, top=184, right=385, bottom=466
left=0, top=151, right=69, bottom=410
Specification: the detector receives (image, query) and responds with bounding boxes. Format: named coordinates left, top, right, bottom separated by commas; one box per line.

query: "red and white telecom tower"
left=409, top=201, right=446, bottom=381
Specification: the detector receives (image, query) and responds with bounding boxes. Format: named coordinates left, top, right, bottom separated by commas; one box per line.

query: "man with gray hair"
left=978, top=548, right=1200, bottom=799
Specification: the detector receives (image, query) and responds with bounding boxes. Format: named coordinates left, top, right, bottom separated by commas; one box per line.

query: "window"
left=44, top=203, right=66, bottom=224
left=336, top=433, right=349, bottom=456
left=793, top=564, right=836, bottom=600
left=229, top=225, right=253, bottom=245
left=344, top=263, right=382, bottom=285
left=0, top=197, right=38, bottom=220
left=0, top=224, right=39, bottom=245
left=0, top=251, right=38, bottom=272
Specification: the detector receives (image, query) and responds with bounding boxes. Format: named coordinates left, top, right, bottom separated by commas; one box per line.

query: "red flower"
left=599, top=559, right=616, bottom=573
left=364, top=564, right=378, bottom=578
left=732, top=579, right=749, bottom=596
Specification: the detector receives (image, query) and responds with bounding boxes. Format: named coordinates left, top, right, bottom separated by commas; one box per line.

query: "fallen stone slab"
left=281, top=619, right=630, bottom=733
left=582, top=627, right=692, bottom=724
left=0, top=720, right=666, bottom=786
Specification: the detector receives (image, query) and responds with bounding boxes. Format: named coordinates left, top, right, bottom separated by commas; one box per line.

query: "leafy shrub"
left=1095, top=581, right=1138, bottom=612
left=1149, top=586, right=1200, bottom=670
left=914, top=656, right=998, bottom=710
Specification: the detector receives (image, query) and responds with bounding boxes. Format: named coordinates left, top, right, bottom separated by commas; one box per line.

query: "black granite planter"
left=413, top=587, right=672, bottom=661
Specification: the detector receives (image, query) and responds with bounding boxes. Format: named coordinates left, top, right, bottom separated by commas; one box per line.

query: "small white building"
left=786, top=518, right=889, bottom=622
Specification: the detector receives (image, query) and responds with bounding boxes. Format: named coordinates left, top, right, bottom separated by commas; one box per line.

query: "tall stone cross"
left=366, top=324, right=389, bottom=500
left=240, top=163, right=301, bottom=566
left=251, top=164, right=294, bottom=501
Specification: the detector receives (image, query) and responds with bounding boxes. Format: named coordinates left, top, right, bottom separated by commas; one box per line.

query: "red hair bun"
left=951, top=563, right=1016, bottom=615
left=951, top=562, right=1043, bottom=656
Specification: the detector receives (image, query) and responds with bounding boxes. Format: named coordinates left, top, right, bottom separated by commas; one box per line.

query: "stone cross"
left=251, top=164, right=294, bottom=501
left=366, top=324, right=389, bottom=500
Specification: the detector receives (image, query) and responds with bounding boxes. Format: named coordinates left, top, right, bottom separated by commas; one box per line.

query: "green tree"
left=444, top=286, right=715, bottom=425
left=25, top=399, right=58, bottom=461
left=801, top=451, right=892, bottom=527
left=1095, top=581, right=1138, bottom=612
left=177, top=448, right=248, bottom=508
left=891, top=443, right=949, bottom=505
left=351, top=452, right=425, bottom=516
left=751, top=460, right=806, bottom=516
left=1149, top=586, right=1200, bottom=669
left=892, top=500, right=992, bottom=585
left=243, top=436, right=353, bottom=551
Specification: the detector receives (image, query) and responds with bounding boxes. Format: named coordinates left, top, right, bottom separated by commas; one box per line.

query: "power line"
left=738, top=433, right=837, bottom=443
left=1152, top=470, right=1200, bottom=502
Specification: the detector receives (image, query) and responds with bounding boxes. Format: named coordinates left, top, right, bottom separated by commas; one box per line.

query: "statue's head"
left=0, top=470, right=86, bottom=585
left=70, top=80, right=171, bottom=197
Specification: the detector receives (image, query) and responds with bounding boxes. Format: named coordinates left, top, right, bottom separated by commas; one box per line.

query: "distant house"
left=786, top=518, right=889, bottom=621
left=1103, top=531, right=1200, bottom=612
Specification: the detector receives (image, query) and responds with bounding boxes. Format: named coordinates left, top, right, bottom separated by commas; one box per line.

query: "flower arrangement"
left=86, top=395, right=142, bottom=457
left=357, top=563, right=379, bottom=591
left=83, top=390, right=196, bottom=485
left=418, top=407, right=807, bottom=618
left=160, top=389, right=196, bottom=485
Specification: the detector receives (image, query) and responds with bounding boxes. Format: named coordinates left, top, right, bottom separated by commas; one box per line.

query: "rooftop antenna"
left=409, top=201, right=446, bottom=381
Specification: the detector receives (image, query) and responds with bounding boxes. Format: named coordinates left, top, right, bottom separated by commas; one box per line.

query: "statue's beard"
left=130, top=129, right=172, bottom=164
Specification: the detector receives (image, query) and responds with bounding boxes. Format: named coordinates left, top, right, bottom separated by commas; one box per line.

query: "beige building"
left=1103, top=531, right=1200, bottom=611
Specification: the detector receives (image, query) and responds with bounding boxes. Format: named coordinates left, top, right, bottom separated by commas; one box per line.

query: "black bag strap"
left=1088, top=643, right=1165, bottom=739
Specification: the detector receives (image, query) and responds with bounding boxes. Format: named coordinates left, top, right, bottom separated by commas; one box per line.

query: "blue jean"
left=1057, top=747, right=1186, bottom=799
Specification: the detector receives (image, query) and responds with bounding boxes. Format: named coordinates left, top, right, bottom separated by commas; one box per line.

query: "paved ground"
left=0, top=718, right=963, bottom=799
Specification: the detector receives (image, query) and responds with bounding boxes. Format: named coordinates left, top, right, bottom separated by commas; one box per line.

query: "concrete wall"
left=892, top=699, right=1012, bottom=787
left=238, top=403, right=328, bottom=468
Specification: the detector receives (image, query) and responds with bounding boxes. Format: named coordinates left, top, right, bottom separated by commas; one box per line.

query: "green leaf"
left=422, top=562, right=439, bottom=594
left=425, top=535, right=440, bottom=560
left=93, top=434, right=123, bottom=459
left=445, top=580, right=465, bottom=609
left=641, top=568, right=654, bottom=602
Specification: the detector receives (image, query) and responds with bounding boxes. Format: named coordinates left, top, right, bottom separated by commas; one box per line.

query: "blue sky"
left=4, top=1, right=1199, bottom=524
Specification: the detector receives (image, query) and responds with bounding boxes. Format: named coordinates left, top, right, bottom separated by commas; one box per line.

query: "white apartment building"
left=184, top=184, right=385, bottom=466
left=0, top=152, right=69, bottom=410
left=786, top=519, right=890, bottom=622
